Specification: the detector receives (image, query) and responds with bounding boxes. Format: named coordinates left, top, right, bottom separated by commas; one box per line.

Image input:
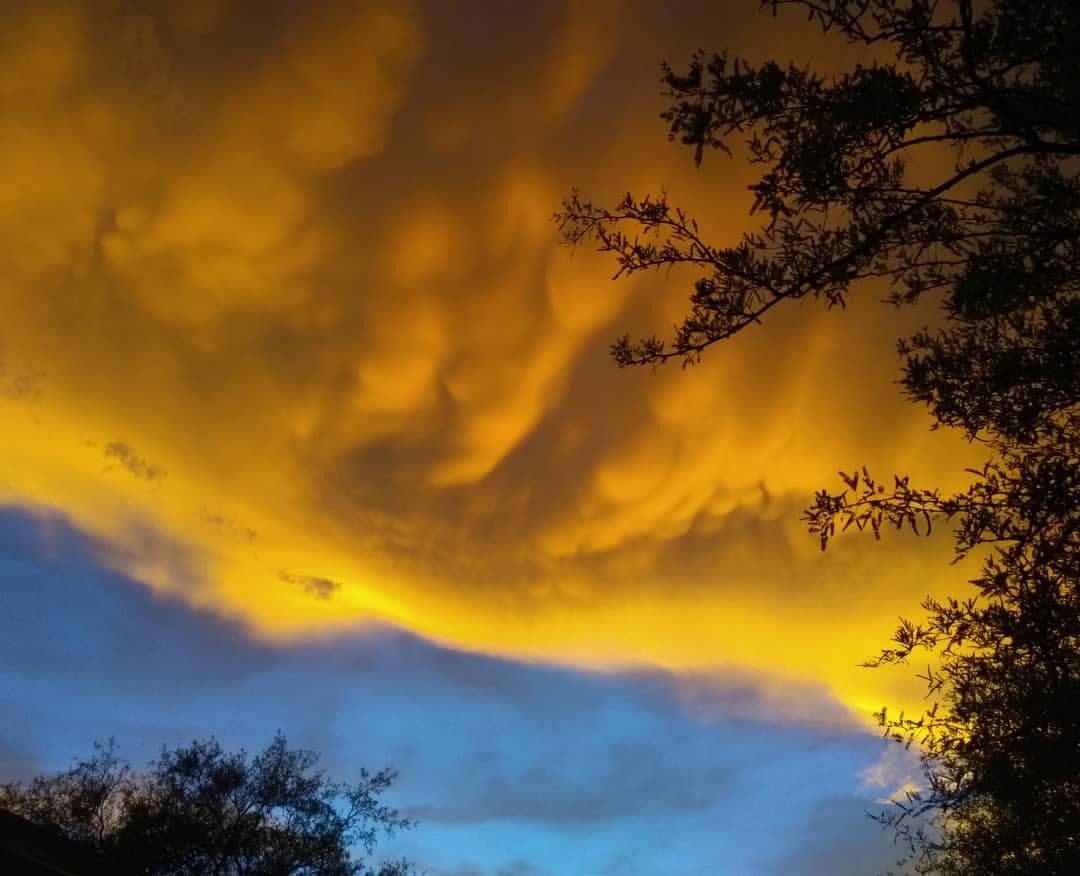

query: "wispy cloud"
left=104, top=441, right=167, bottom=484
left=279, top=570, right=343, bottom=601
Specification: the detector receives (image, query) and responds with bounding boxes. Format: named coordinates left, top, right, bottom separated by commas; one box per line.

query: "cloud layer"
left=0, top=0, right=979, bottom=721
left=0, top=505, right=899, bottom=874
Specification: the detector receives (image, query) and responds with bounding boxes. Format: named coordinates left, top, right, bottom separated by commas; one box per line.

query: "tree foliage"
left=0, top=735, right=414, bottom=876
left=558, top=1, right=1079, bottom=873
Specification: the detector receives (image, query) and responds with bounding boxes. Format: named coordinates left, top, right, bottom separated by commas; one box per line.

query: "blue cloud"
left=0, top=505, right=896, bottom=874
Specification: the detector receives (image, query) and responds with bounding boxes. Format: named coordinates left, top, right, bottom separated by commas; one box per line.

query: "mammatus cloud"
left=0, top=0, right=977, bottom=721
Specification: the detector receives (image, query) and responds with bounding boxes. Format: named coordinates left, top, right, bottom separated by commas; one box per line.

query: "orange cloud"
left=0, top=0, right=978, bottom=729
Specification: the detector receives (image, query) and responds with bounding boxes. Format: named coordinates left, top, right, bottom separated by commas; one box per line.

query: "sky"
left=0, top=1, right=980, bottom=873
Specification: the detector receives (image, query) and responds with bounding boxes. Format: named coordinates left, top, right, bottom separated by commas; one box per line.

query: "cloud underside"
left=0, top=0, right=977, bottom=720
left=1, top=509, right=898, bottom=874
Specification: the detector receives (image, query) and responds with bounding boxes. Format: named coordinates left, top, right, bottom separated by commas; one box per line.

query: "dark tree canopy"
left=0, top=735, right=414, bottom=876
left=558, top=1, right=1079, bottom=873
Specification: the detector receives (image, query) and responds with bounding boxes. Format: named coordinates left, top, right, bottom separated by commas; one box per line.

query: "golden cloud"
left=0, top=0, right=980, bottom=727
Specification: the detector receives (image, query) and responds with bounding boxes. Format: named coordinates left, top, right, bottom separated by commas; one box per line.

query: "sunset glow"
left=2, top=2, right=985, bottom=872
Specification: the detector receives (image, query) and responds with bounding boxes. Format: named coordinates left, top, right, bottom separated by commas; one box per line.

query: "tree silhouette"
left=558, top=1, right=1079, bottom=872
left=0, top=735, right=414, bottom=876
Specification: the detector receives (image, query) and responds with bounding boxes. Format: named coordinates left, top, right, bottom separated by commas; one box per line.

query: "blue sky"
left=1, top=504, right=903, bottom=874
